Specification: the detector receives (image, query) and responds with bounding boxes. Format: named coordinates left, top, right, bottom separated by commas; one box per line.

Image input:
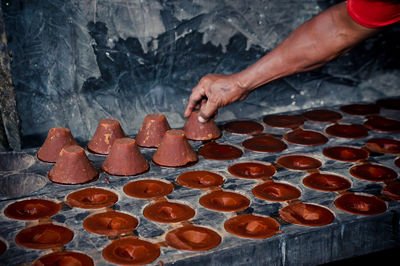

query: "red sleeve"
left=347, top=0, right=400, bottom=28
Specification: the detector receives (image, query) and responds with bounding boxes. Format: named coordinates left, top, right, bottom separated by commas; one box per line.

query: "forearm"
left=237, top=2, right=379, bottom=91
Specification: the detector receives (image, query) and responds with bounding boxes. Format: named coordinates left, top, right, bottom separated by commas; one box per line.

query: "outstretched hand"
left=184, top=73, right=250, bottom=123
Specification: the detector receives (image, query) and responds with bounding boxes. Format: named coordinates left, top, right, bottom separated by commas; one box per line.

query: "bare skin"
left=184, top=2, right=380, bottom=122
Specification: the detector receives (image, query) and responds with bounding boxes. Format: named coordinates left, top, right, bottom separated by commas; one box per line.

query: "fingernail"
left=198, top=116, right=207, bottom=123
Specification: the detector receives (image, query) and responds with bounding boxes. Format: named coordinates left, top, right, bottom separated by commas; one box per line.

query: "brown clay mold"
left=276, top=154, right=322, bottom=171
left=283, top=128, right=328, bottom=146
left=224, top=214, right=280, bottom=239
left=382, top=182, right=400, bottom=201
left=323, top=146, right=369, bottom=162
left=325, top=124, right=368, bottom=139
left=302, top=109, right=342, bottom=122
left=37, top=127, right=77, bottom=163
left=365, top=138, right=400, bottom=154
left=88, top=118, right=125, bottom=154
left=263, top=114, right=304, bottom=128
left=102, top=237, right=160, bottom=265
left=4, top=199, right=61, bottom=221
left=350, top=163, right=397, bottom=183
left=198, top=141, right=243, bottom=161
left=228, top=161, right=276, bottom=179
left=242, top=135, right=287, bottom=153
left=183, top=111, right=221, bottom=140
left=15, top=223, right=74, bottom=250
left=136, top=113, right=171, bottom=147
left=124, top=179, right=174, bottom=199
left=83, top=211, right=139, bottom=237
left=102, top=138, right=149, bottom=176
left=279, top=202, right=334, bottom=227
left=334, top=193, right=387, bottom=215
left=165, top=225, right=221, bottom=251
left=222, top=120, right=264, bottom=135
left=177, top=171, right=224, bottom=189
left=252, top=181, right=301, bottom=202
left=396, top=157, right=400, bottom=168
left=143, top=201, right=195, bottom=223
left=66, top=187, right=118, bottom=209
left=340, top=103, right=380, bottom=116
left=199, top=190, right=250, bottom=212
left=48, top=145, right=99, bottom=184
left=152, top=129, right=198, bottom=167
left=363, top=116, right=400, bottom=133
left=33, top=251, right=94, bottom=266
left=302, top=173, right=351, bottom=192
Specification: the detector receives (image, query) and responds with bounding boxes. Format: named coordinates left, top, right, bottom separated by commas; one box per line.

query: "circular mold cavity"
left=340, top=103, right=380, bottom=116
left=224, top=214, right=280, bottom=239
left=83, top=211, right=138, bottom=237
left=276, top=154, right=322, bottom=171
left=0, top=173, right=48, bottom=196
left=365, top=138, right=400, bottom=154
left=198, top=142, right=243, bottom=161
left=382, top=182, right=400, bottom=201
left=263, top=114, right=304, bottom=128
left=143, top=201, right=195, bottom=223
left=165, top=225, right=221, bottom=251
left=350, top=163, right=397, bottom=183
left=302, top=173, right=351, bottom=192
left=323, top=146, right=369, bottom=162
left=242, top=135, right=287, bottom=153
left=325, top=124, right=368, bottom=139
left=252, top=181, right=301, bottom=202
left=15, top=224, right=74, bottom=250
left=334, top=193, right=387, bottom=215
left=177, top=171, right=224, bottom=189
left=0, top=153, right=35, bottom=172
left=283, top=129, right=328, bottom=146
left=0, top=239, right=7, bottom=256
left=103, top=237, right=160, bottom=265
left=364, top=116, right=400, bottom=133
left=199, top=191, right=250, bottom=212
left=66, top=187, right=118, bottom=209
left=279, top=202, right=334, bottom=227
left=395, top=158, right=400, bottom=168
left=228, top=162, right=276, bottom=179
left=302, top=109, right=342, bottom=123
left=4, top=199, right=61, bottom=221
left=123, top=179, right=174, bottom=199
left=223, top=120, right=264, bottom=135
left=33, top=251, right=94, bottom=266
left=376, top=98, right=400, bottom=110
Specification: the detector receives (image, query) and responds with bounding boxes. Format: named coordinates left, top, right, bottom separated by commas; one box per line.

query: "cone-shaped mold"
left=102, top=138, right=149, bottom=176
left=153, top=129, right=197, bottom=167
left=48, top=145, right=98, bottom=184
left=183, top=111, right=221, bottom=141
left=88, top=119, right=125, bottom=154
left=136, top=114, right=171, bottom=148
left=37, top=127, right=77, bottom=163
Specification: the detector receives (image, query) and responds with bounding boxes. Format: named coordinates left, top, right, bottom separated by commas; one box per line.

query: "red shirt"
left=347, top=0, right=400, bottom=28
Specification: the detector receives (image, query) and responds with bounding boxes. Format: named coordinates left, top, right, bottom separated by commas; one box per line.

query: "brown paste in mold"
left=276, top=154, right=322, bottom=171
left=228, top=162, right=276, bottom=179
left=252, top=181, right=301, bottom=202
left=334, top=193, right=387, bottom=215
left=136, top=113, right=171, bottom=148
left=325, top=124, right=368, bottom=139
left=199, top=191, right=250, bottom=212
left=363, top=116, right=400, bottom=133
left=183, top=111, right=221, bottom=141
left=88, top=118, right=125, bottom=154
left=242, top=135, right=287, bottom=153
left=395, top=157, right=400, bottom=168
left=143, top=201, right=195, bottom=223
left=382, top=182, right=400, bottom=201
left=224, top=214, right=280, bottom=239
left=279, top=202, right=334, bottom=227
left=83, top=211, right=138, bottom=237
left=102, top=237, right=160, bottom=265
left=302, top=109, right=342, bottom=123
left=33, top=251, right=94, bottom=266
left=376, top=98, right=400, bottom=110
left=283, top=129, right=328, bottom=146
left=124, top=179, right=174, bottom=199
left=303, top=173, right=351, bottom=192
left=177, top=171, right=224, bottom=189
left=37, top=127, right=77, bottom=163
left=66, top=187, right=118, bottom=209
left=0, top=239, right=6, bottom=256
left=15, top=224, right=74, bottom=250
left=223, top=120, right=264, bottom=135
left=340, top=103, right=380, bottom=116
left=365, top=138, right=400, bottom=154
left=350, top=163, right=398, bottom=183
left=4, top=199, right=61, bottom=221
left=165, top=225, right=221, bottom=251
left=198, top=142, right=243, bottom=160
left=263, top=114, right=304, bottom=128
left=323, top=146, right=369, bottom=162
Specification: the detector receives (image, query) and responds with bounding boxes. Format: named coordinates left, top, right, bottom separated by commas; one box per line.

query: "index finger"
left=184, top=83, right=205, bottom=118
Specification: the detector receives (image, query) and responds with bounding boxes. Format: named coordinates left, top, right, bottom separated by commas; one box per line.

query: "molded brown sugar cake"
left=102, top=138, right=149, bottom=176
left=48, top=145, right=98, bottom=184
left=136, top=113, right=171, bottom=147
left=152, top=129, right=198, bottom=167
left=88, top=118, right=125, bottom=154
left=183, top=111, right=221, bottom=141
left=37, top=127, right=77, bottom=162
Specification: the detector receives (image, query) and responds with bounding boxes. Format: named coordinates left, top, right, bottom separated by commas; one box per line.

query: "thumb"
left=198, top=100, right=218, bottom=123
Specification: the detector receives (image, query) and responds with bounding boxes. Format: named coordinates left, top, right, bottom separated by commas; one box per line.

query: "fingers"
left=198, top=99, right=218, bottom=123
left=184, top=83, right=205, bottom=118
